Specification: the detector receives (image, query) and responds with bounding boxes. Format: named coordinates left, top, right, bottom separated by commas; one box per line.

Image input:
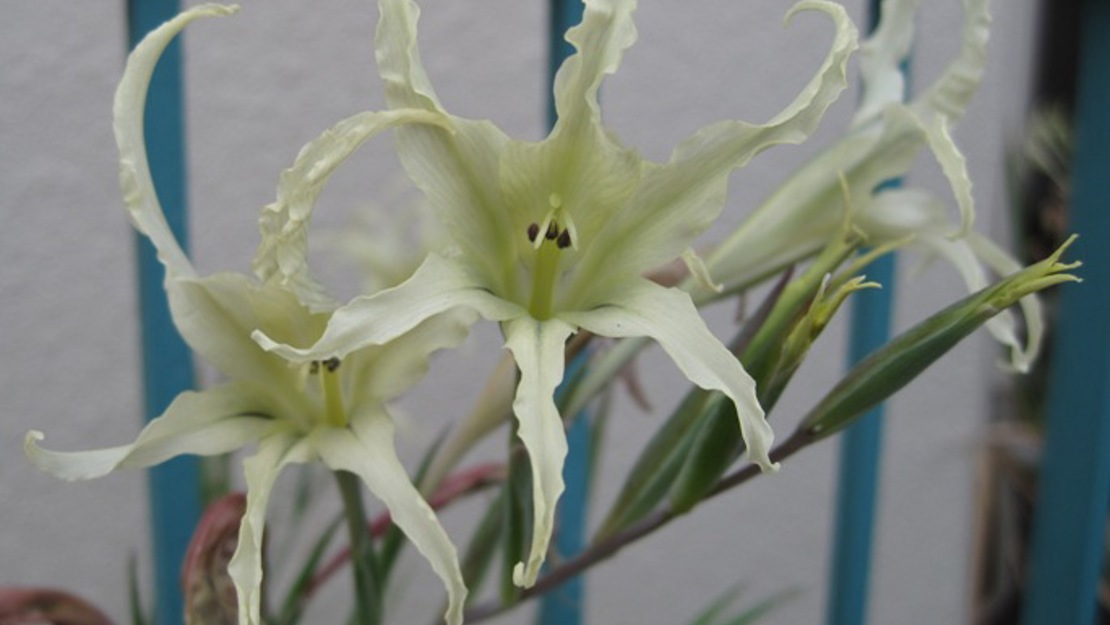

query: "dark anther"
left=527, top=223, right=540, bottom=242
left=309, top=361, right=321, bottom=374
left=545, top=221, right=560, bottom=240
left=323, top=357, right=341, bottom=373
left=556, top=230, right=572, bottom=249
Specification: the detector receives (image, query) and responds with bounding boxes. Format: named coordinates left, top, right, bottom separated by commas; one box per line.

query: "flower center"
left=310, top=357, right=347, bottom=428
left=526, top=194, right=577, bottom=320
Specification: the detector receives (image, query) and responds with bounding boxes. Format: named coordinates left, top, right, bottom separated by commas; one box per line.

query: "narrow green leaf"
left=687, top=583, right=747, bottom=625
left=500, top=429, right=531, bottom=605
left=800, top=237, right=1079, bottom=440
left=668, top=397, right=742, bottom=515
left=595, top=386, right=713, bottom=538
left=742, top=228, right=860, bottom=384
left=128, top=555, right=151, bottom=625
left=586, top=385, right=615, bottom=495
left=667, top=224, right=903, bottom=515
left=598, top=269, right=796, bottom=538
left=461, top=489, right=506, bottom=603
left=199, top=453, right=233, bottom=508
left=759, top=275, right=880, bottom=408
left=685, top=584, right=801, bottom=625
left=685, top=584, right=800, bottom=625
left=717, top=588, right=802, bottom=625
left=335, top=470, right=384, bottom=625
left=274, top=515, right=342, bottom=625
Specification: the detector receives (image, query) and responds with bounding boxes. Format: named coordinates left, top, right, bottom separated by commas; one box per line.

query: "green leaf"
left=667, top=234, right=882, bottom=515
left=199, top=453, right=233, bottom=508
left=128, top=555, right=152, bottom=625
left=715, top=588, right=802, bottom=625
left=500, top=425, right=532, bottom=605
left=334, top=470, right=384, bottom=625
left=597, top=270, right=793, bottom=537
left=274, top=515, right=343, bottom=625
left=668, top=397, right=742, bottom=515
left=687, top=584, right=747, bottom=625
left=800, top=237, right=1080, bottom=440
left=586, top=385, right=615, bottom=497
left=460, top=489, right=506, bottom=604
left=595, top=386, right=713, bottom=538
left=686, top=584, right=801, bottom=625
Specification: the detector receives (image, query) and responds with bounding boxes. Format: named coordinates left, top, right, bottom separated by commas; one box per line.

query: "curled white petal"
left=228, top=434, right=312, bottom=625
left=575, top=0, right=859, bottom=294
left=26, top=383, right=279, bottom=481
left=253, top=254, right=520, bottom=362
left=852, top=0, right=918, bottom=128
left=562, top=279, right=777, bottom=472
left=315, top=409, right=467, bottom=625
left=114, top=3, right=238, bottom=279
left=914, top=0, right=992, bottom=123
left=253, top=108, right=450, bottom=312
left=681, top=248, right=723, bottom=294
left=502, top=317, right=576, bottom=588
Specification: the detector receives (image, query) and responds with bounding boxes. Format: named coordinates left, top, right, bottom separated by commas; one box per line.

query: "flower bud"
left=182, top=493, right=247, bottom=625
left=799, top=237, right=1080, bottom=440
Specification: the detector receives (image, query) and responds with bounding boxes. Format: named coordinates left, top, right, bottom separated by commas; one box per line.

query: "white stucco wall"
left=0, top=1, right=1039, bottom=623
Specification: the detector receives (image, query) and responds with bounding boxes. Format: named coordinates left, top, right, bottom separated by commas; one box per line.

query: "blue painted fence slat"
left=1022, top=0, right=1110, bottom=622
left=826, top=3, right=898, bottom=624
left=126, top=2, right=201, bottom=624
left=826, top=256, right=895, bottom=625
left=539, top=3, right=589, bottom=625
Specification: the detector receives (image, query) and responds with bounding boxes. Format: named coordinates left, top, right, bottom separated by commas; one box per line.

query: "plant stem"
left=334, top=470, right=382, bottom=625
left=462, top=429, right=812, bottom=623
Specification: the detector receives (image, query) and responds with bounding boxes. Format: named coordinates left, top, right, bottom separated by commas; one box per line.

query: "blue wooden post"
left=1022, top=0, right=1110, bottom=622
left=826, top=256, right=894, bottom=625
left=125, top=2, right=201, bottom=624
left=538, top=3, right=589, bottom=624
left=826, top=3, right=899, bottom=624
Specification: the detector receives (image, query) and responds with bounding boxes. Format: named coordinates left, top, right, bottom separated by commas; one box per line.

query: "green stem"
left=335, top=470, right=382, bottom=625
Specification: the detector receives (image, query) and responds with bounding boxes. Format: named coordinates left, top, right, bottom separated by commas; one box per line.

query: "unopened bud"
left=799, top=237, right=1080, bottom=440
left=182, top=493, right=246, bottom=625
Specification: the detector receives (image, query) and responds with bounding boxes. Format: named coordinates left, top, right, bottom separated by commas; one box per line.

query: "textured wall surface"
left=0, top=1, right=1038, bottom=623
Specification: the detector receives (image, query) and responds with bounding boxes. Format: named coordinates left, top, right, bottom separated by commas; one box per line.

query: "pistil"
left=526, top=195, right=577, bottom=319
left=529, top=237, right=561, bottom=320
left=317, top=357, right=347, bottom=428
